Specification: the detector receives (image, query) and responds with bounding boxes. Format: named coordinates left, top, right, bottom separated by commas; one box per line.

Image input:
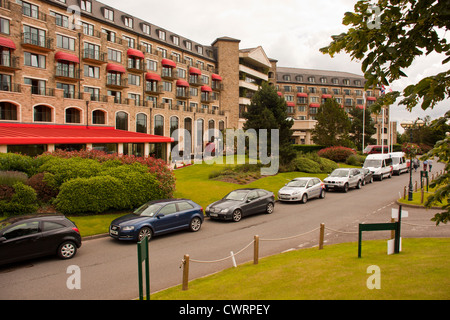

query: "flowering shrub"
left=402, top=142, right=422, bottom=157
left=317, top=146, right=356, bottom=162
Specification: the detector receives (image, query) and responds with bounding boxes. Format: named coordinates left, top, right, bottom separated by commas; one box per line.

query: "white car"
left=324, top=168, right=364, bottom=192
left=278, top=177, right=325, bottom=203
left=363, top=154, right=393, bottom=180
left=389, top=152, right=409, bottom=175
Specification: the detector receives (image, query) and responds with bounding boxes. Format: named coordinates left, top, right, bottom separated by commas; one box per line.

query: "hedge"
left=317, top=146, right=356, bottom=162
left=0, top=182, right=39, bottom=217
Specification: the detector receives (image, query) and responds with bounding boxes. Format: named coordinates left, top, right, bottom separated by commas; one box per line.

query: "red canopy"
left=212, top=74, right=222, bottom=81
left=309, top=103, right=320, bottom=108
left=176, top=79, right=190, bottom=87
left=0, top=37, right=16, bottom=50
left=55, top=51, right=80, bottom=64
left=127, top=48, right=145, bottom=59
left=201, top=85, right=212, bottom=92
left=189, top=67, right=202, bottom=75
left=297, top=93, right=308, bottom=98
left=145, top=73, right=162, bottom=81
left=161, top=58, right=176, bottom=68
left=106, top=63, right=126, bottom=73
left=0, top=123, right=173, bottom=145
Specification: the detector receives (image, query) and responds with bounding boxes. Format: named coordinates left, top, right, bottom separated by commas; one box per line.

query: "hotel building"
left=0, top=0, right=392, bottom=160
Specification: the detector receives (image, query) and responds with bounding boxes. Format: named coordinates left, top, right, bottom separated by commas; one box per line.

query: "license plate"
left=210, top=213, right=218, bottom=217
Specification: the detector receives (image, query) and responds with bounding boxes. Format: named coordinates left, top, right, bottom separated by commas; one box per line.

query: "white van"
left=363, top=154, right=393, bottom=180
left=389, top=152, right=409, bottom=175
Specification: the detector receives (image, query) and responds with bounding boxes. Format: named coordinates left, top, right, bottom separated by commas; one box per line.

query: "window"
left=177, top=201, right=193, bottom=211
left=332, top=78, right=339, bottom=84
left=146, top=59, right=157, bottom=72
left=154, top=115, right=164, bottom=136
left=23, top=25, right=46, bottom=47
left=142, top=24, right=150, bottom=35
left=84, top=86, right=100, bottom=101
left=102, top=29, right=116, bottom=42
left=25, top=78, right=46, bottom=95
left=162, top=81, right=172, bottom=92
left=50, top=12, right=69, bottom=28
left=108, top=90, right=121, bottom=103
left=320, top=77, right=327, bottom=83
left=185, top=41, right=192, bottom=50
left=158, top=30, right=166, bottom=41
left=197, top=46, right=203, bottom=54
left=81, top=22, right=94, bottom=36
left=136, top=113, right=147, bottom=133
left=159, top=204, right=177, bottom=215
left=84, top=42, right=100, bottom=60
left=308, top=76, right=315, bottom=83
left=128, top=93, right=140, bottom=105
left=24, top=52, right=46, bottom=68
left=34, top=105, right=52, bottom=122
left=343, top=79, right=350, bottom=85
left=0, top=102, right=17, bottom=120
left=92, top=110, right=106, bottom=124
left=43, top=221, right=65, bottom=232
left=57, top=82, right=75, bottom=98
left=124, top=17, right=133, bottom=28
left=56, top=34, right=75, bottom=50
left=0, top=17, right=9, bottom=35
left=107, top=48, right=122, bottom=62
left=123, top=35, right=135, bottom=48
left=128, top=74, right=140, bottom=86
left=2, top=221, right=39, bottom=240
left=22, top=1, right=39, bottom=19
left=116, top=112, right=128, bottom=131
left=157, top=47, right=167, bottom=58
left=65, top=107, right=81, bottom=124
left=84, top=65, right=99, bottom=78
left=282, top=75, right=291, bottom=81
left=172, top=36, right=179, bottom=46
left=141, top=42, right=152, bottom=54
left=81, top=0, right=92, bottom=13
left=104, top=8, right=114, bottom=21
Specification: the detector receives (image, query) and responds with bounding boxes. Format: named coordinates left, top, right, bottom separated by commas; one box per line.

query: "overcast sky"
left=101, top=0, right=449, bottom=132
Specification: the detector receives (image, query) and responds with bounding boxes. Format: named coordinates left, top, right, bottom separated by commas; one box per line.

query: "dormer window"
left=103, top=8, right=114, bottom=21
left=158, top=30, right=166, bottom=41
left=197, top=45, right=203, bottom=55
left=142, top=24, right=150, bottom=35
left=172, top=36, right=179, bottom=46
left=124, top=17, right=133, bottom=28
left=185, top=41, right=192, bottom=51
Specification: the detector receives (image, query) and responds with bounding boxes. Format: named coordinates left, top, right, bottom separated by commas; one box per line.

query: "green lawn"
left=398, top=186, right=448, bottom=208
left=151, top=238, right=450, bottom=300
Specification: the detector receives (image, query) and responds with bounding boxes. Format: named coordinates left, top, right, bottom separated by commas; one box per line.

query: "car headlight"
left=122, top=226, right=135, bottom=231
left=221, top=208, right=229, bottom=213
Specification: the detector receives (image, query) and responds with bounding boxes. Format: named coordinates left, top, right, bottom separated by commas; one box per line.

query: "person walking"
left=428, top=159, right=433, bottom=172
left=413, top=158, right=419, bottom=172
left=423, top=159, right=428, bottom=171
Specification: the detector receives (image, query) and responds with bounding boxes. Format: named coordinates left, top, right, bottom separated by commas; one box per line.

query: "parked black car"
left=358, top=168, right=374, bottom=185
left=206, top=188, right=275, bottom=222
left=0, top=214, right=82, bottom=266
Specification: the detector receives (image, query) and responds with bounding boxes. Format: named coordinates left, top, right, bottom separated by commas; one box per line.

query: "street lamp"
left=401, top=119, right=425, bottom=201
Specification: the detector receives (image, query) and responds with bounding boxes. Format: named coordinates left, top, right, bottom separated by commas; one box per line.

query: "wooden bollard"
left=421, top=188, right=424, bottom=204
left=414, top=181, right=417, bottom=192
left=390, top=218, right=395, bottom=239
left=253, top=235, right=259, bottom=265
left=319, top=223, right=325, bottom=250
left=403, top=186, right=407, bottom=200
left=182, top=254, right=189, bottom=291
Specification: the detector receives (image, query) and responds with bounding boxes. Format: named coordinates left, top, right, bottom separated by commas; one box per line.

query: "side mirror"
left=156, top=213, right=164, bottom=219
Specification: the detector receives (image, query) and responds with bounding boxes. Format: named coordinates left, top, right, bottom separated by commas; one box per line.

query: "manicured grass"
left=68, top=213, right=125, bottom=237
left=398, top=186, right=448, bottom=208
left=151, top=238, right=450, bottom=300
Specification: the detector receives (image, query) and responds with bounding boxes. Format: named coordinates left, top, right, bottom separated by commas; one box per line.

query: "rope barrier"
left=259, top=227, right=320, bottom=242
left=324, top=226, right=358, bottom=234
left=189, top=239, right=255, bottom=264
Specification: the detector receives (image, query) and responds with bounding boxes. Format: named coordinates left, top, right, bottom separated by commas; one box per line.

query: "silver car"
left=324, top=168, right=364, bottom=192
left=278, top=177, right=325, bottom=203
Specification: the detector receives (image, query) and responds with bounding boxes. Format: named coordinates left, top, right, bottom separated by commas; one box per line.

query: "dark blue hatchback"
left=109, top=199, right=204, bottom=242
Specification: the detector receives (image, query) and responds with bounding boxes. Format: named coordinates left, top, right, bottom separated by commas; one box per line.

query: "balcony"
left=145, top=83, right=163, bottom=95
left=21, top=33, right=53, bottom=52
left=55, top=67, right=81, bottom=82
left=176, top=89, right=190, bottom=100
left=161, top=68, right=178, bottom=81
left=211, top=81, right=224, bottom=91
left=127, top=60, right=146, bottom=73
left=106, top=75, right=128, bottom=89
left=82, top=49, right=106, bottom=64
left=0, top=83, right=21, bottom=93
left=31, top=87, right=55, bottom=97
left=0, top=55, right=20, bottom=72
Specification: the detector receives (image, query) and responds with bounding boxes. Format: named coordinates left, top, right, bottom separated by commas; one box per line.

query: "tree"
left=349, top=106, right=376, bottom=150
left=243, top=83, right=296, bottom=166
left=320, top=0, right=450, bottom=224
left=319, top=0, right=450, bottom=113
left=311, top=98, right=352, bottom=147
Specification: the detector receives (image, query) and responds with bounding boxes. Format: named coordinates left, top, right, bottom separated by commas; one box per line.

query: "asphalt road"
left=1, top=162, right=448, bottom=300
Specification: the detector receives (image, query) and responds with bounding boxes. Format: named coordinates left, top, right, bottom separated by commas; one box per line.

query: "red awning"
left=189, top=67, right=202, bottom=75
left=212, top=74, right=222, bottom=81
left=277, top=92, right=282, bottom=96
left=55, top=51, right=80, bottom=64
left=297, top=93, right=308, bottom=98
left=0, top=37, right=16, bottom=50
left=367, top=96, right=377, bottom=101
left=287, top=102, right=295, bottom=107
left=356, top=105, right=365, bottom=109
left=322, top=94, right=332, bottom=99
left=127, top=48, right=145, bottom=59
left=176, top=79, right=190, bottom=87
left=106, top=63, right=126, bottom=73
left=201, top=85, right=212, bottom=92
left=146, top=73, right=161, bottom=81
left=309, top=104, right=320, bottom=108
left=161, top=58, right=176, bottom=68
left=0, top=123, right=173, bottom=145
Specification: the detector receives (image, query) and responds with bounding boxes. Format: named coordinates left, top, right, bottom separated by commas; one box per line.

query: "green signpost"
left=420, top=170, right=429, bottom=192
left=358, top=206, right=403, bottom=258
left=137, top=236, right=150, bottom=300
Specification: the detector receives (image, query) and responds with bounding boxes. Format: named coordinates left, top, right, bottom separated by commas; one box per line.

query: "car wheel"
left=301, top=193, right=308, bottom=204
left=232, top=209, right=242, bottom=222
left=319, top=189, right=326, bottom=199
left=57, top=241, right=77, bottom=260
left=138, top=227, right=152, bottom=242
left=369, top=176, right=373, bottom=184
left=189, top=217, right=202, bottom=232
left=343, top=183, right=349, bottom=193
left=266, top=202, right=274, bottom=214
left=356, top=180, right=362, bottom=189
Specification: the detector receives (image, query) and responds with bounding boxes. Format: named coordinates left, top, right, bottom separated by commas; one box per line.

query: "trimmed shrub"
left=26, top=173, right=59, bottom=203
left=345, top=154, right=366, bottom=166
left=318, top=146, right=356, bottom=162
left=0, top=171, right=28, bottom=186
left=0, top=153, right=38, bottom=176
left=293, top=157, right=322, bottom=173
left=317, top=157, right=339, bottom=173
left=0, top=182, right=38, bottom=217
left=55, top=176, right=127, bottom=215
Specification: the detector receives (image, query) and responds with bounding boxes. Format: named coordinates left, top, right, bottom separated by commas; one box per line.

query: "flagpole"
left=362, top=92, right=366, bottom=152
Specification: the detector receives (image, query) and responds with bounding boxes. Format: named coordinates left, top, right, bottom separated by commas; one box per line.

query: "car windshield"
left=133, top=203, right=164, bottom=217
left=0, top=220, right=12, bottom=232
left=364, top=159, right=382, bottom=167
left=224, top=190, right=249, bottom=201
left=286, top=180, right=308, bottom=187
left=330, top=170, right=349, bottom=177
left=392, top=158, right=400, bottom=165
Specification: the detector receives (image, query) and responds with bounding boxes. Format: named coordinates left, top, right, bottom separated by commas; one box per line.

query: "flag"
left=381, top=85, right=386, bottom=95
